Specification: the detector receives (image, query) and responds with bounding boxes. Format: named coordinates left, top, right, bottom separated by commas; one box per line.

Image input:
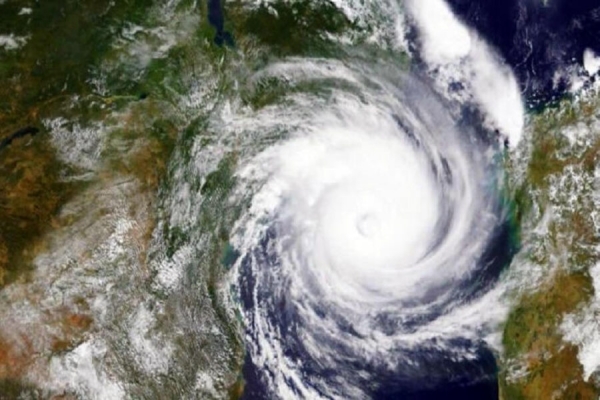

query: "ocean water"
left=237, top=221, right=515, bottom=399
left=241, top=349, right=499, bottom=400
left=447, top=0, right=600, bottom=105
left=205, top=1, right=561, bottom=399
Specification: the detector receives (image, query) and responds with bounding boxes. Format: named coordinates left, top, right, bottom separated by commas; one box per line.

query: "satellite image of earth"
left=1, top=0, right=600, bottom=399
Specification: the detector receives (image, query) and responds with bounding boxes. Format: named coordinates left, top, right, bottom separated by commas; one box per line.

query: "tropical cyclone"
left=0, top=0, right=540, bottom=397
left=228, top=58, right=510, bottom=398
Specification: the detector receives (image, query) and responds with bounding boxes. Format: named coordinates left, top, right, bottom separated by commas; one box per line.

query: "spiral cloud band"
left=229, top=59, right=508, bottom=399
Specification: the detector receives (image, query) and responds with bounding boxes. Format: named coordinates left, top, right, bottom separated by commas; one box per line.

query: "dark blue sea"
left=207, top=0, right=593, bottom=398
left=446, top=0, right=600, bottom=107
left=238, top=222, right=514, bottom=400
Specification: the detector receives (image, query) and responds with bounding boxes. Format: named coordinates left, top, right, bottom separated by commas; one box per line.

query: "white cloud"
left=562, top=262, right=600, bottom=381
left=407, top=0, right=471, bottom=63
left=48, top=341, right=125, bottom=400
left=0, top=34, right=28, bottom=50
left=405, top=0, right=525, bottom=146
left=584, top=48, right=600, bottom=76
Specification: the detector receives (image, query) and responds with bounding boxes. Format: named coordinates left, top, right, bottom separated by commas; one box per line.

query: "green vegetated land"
left=500, top=95, right=600, bottom=399
left=4, top=0, right=600, bottom=397
left=0, top=0, right=183, bottom=392
left=0, top=0, right=158, bottom=287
